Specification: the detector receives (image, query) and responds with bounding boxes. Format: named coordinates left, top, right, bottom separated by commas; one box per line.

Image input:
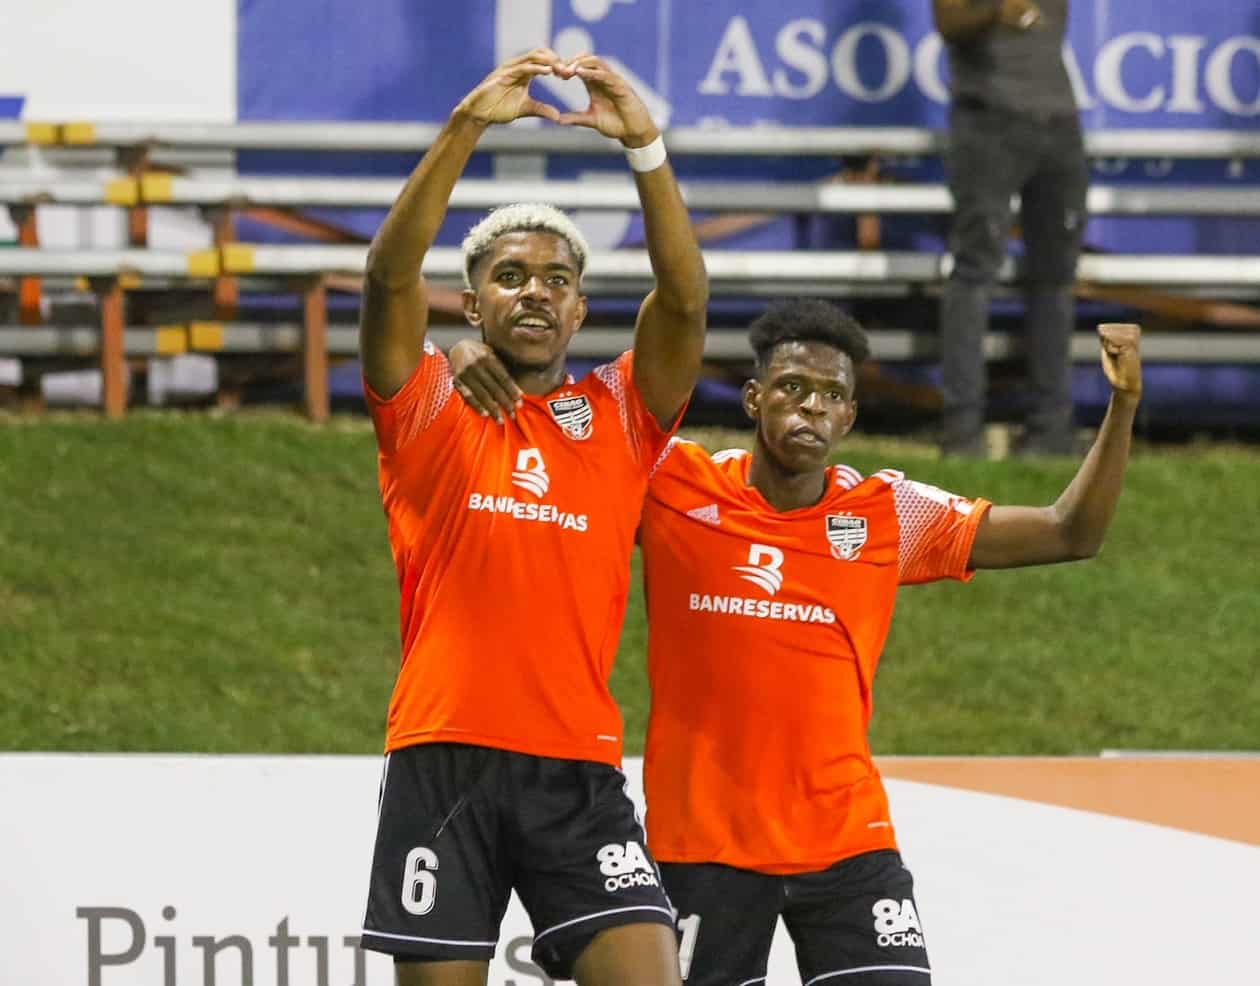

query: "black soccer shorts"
left=359, top=743, right=675, bottom=979
left=663, top=850, right=931, bottom=986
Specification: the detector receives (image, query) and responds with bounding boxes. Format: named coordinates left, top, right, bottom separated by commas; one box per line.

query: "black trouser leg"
left=1023, top=284, right=1077, bottom=451
left=941, top=104, right=1026, bottom=453
left=940, top=278, right=991, bottom=452
left=1019, top=115, right=1088, bottom=453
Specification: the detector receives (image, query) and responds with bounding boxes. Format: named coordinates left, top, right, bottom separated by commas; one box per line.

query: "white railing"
left=7, top=324, right=1259, bottom=363
left=4, top=246, right=1258, bottom=289
left=30, top=121, right=1260, bottom=159
left=5, top=175, right=1258, bottom=217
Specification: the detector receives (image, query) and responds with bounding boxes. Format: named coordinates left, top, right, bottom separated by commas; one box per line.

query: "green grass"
left=2, top=412, right=1258, bottom=755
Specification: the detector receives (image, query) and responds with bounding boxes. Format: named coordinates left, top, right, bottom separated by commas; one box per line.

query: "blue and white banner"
left=237, top=0, right=1260, bottom=130
left=4, top=1, right=1256, bottom=130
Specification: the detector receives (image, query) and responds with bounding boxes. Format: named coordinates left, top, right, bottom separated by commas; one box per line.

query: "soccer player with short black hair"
left=452, top=299, right=1142, bottom=985
left=747, top=297, right=873, bottom=374
left=357, top=48, right=706, bottom=986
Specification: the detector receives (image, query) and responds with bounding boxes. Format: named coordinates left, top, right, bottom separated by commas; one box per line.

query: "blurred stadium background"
left=1, top=2, right=1258, bottom=984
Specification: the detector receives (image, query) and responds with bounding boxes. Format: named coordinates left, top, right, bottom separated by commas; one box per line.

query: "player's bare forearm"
left=1047, top=391, right=1139, bottom=556
left=360, top=114, right=486, bottom=398
left=933, top=0, right=1001, bottom=42
left=361, top=50, right=564, bottom=398
left=631, top=159, right=709, bottom=427
left=366, top=113, right=485, bottom=290
left=553, top=53, right=707, bottom=425
left=969, top=324, right=1142, bottom=569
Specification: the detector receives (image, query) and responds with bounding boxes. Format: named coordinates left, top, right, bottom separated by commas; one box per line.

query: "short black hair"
left=748, top=299, right=871, bottom=375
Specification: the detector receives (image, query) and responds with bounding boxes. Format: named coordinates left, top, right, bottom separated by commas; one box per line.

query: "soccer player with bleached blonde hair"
left=356, top=47, right=707, bottom=986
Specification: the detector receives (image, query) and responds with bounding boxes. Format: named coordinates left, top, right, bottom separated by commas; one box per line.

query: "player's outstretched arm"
left=559, top=55, right=708, bottom=428
left=968, top=324, right=1142, bottom=569
left=360, top=49, right=563, bottom=399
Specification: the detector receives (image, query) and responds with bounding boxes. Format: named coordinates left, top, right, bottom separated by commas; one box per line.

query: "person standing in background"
left=934, top=0, right=1088, bottom=456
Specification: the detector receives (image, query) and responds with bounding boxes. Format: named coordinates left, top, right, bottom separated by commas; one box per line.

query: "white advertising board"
left=1, top=754, right=1256, bottom=985
left=0, top=0, right=235, bottom=250
left=0, top=0, right=235, bottom=122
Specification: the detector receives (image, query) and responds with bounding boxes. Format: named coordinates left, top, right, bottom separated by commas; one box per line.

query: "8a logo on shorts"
left=873, top=898, right=924, bottom=949
left=596, top=841, right=660, bottom=893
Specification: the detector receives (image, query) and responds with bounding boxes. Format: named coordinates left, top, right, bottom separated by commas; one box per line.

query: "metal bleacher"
left=3, top=121, right=1260, bottom=420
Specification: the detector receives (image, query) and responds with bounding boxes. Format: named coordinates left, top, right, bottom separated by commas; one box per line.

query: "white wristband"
left=624, top=135, right=667, bottom=173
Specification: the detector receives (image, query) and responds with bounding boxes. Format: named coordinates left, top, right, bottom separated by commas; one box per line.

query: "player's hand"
left=1098, top=323, right=1142, bottom=399
left=999, top=0, right=1042, bottom=30
left=455, top=49, right=564, bottom=127
left=450, top=339, right=522, bottom=423
left=556, top=54, right=659, bottom=148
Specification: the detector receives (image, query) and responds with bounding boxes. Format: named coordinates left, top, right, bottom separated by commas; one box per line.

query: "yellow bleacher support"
left=189, top=322, right=225, bottom=351
left=105, top=178, right=139, bottom=207
left=187, top=250, right=221, bottom=278
left=25, top=122, right=60, bottom=145
left=140, top=174, right=175, bottom=203
left=220, top=244, right=257, bottom=274
left=62, top=122, right=98, bottom=145
left=155, top=325, right=188, bottom=355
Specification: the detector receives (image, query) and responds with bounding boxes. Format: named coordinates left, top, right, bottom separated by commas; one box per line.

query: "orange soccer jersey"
left=365, top=345, right=675, bottom=767
left=640, top=441, right=991, bottom=874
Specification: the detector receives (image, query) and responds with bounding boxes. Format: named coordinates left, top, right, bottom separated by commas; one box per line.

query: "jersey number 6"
left=402, top=846, right=439, bottom=916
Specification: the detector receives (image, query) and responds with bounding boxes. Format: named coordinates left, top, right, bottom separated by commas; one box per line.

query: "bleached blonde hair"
left=461, top=203, right=590, bottom=289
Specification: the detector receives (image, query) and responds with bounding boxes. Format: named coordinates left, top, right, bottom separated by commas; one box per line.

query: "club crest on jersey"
left=826, top=514, right=868, bottom=561
left=548, top=395, right=594, bottom=440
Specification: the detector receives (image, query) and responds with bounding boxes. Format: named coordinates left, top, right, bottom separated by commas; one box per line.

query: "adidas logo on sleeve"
left=685, top=503, right=721, bottom=525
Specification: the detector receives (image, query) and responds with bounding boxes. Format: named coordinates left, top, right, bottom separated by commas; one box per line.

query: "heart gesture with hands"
left=556, top=54, right=660, bottom=148
left=455, top=49, right=657, bottom=150
left=456, top=48, right=567, bottom=127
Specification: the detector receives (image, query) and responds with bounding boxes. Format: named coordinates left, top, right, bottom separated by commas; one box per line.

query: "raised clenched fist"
left=1097, top=323, right=1142, bottom=399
